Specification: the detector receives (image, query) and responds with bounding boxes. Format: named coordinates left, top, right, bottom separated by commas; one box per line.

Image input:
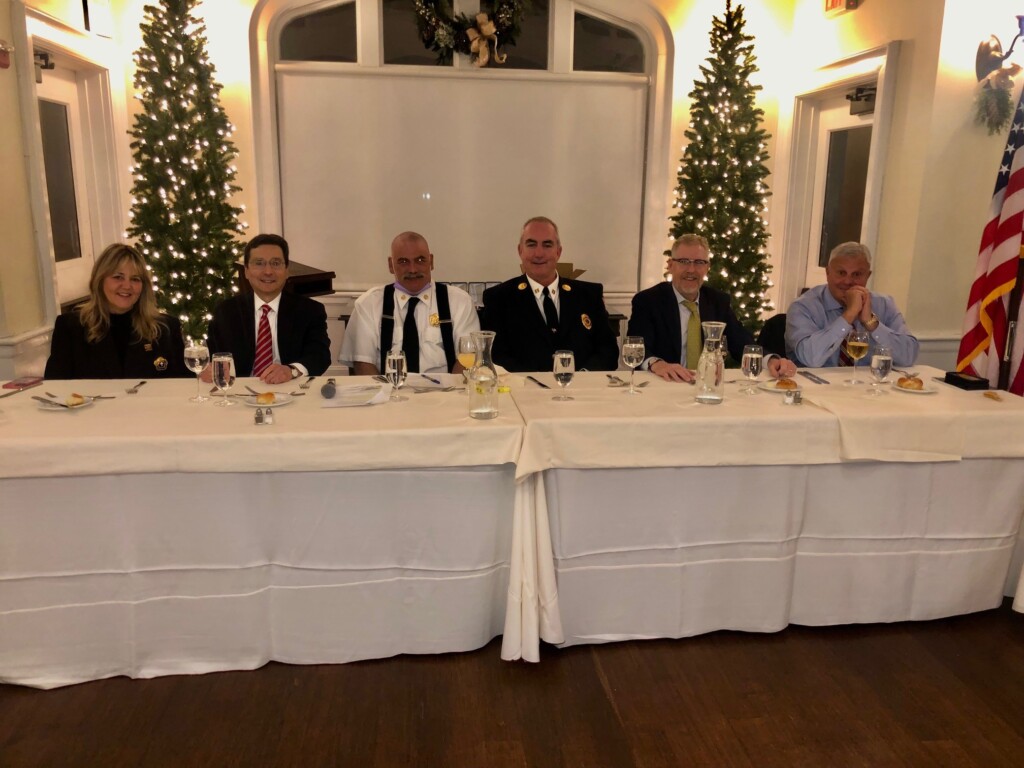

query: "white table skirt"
left=0, top=466, right=516, bottom=689
left=542, top=459, right=1024, bottom=646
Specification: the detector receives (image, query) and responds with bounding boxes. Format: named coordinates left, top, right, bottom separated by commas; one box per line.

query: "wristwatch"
left=865, top=313, right=880, bottom=332
left=289, top=365, right=300, bottom=379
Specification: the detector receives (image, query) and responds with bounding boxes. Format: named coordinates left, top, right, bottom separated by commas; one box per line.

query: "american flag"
left=957, top=89, right=1024, bottom=395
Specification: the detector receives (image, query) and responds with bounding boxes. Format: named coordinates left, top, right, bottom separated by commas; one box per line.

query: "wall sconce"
left=974, top=16, right=1024, bottom=135
left=976, top=15, right=1024, bottom=81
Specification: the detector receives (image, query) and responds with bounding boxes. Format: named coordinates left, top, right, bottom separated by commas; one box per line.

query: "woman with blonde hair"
left=44, top=243, right=189, bottom=379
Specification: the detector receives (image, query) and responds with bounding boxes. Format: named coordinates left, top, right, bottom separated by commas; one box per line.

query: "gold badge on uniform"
left=562, top=284, right=571, bottom=292
left=154, top=356, right=169, bottom=371
left=429, top=313, right=440, bottom=327
left=581, top=314, right=592, bottom=330
left=517, top=282, right=527, bottom=290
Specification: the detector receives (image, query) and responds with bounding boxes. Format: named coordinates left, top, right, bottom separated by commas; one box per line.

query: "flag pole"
left=998, top=254, right=1024, bottom=389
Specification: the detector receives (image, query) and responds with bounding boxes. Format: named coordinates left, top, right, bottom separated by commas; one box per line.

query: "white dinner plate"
left=757, top=380, right=802, bottom=394
left=37, top=396, right=94, bottom=411
left=891, top=381, right=937, bottom=395
left=242, top=393, right=294, bottom=407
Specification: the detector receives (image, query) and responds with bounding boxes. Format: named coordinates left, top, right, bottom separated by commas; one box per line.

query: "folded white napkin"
left=322, top=384, right=391, bottom=407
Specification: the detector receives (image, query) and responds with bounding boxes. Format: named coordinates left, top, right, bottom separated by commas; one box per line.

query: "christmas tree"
left=668, top=0, right=773, bottom=330
left=126, top=0, right=246, bottom=342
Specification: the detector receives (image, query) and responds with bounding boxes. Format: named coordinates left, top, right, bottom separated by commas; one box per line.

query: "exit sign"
left=825, top=0, right=859, bottom=14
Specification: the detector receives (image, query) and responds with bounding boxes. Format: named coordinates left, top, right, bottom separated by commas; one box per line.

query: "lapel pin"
left=581, top=314, right=592, bottom=330
left=561, top=283, right=571, bottom=292
left=517, top=282, right=527, bottom=290
left=154, top=356, right=169, bottom=371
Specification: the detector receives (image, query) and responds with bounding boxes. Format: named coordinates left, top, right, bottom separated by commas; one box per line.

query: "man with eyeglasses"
left=628, top=234, right=797, bottom=382
left=340, top=231, right=480, bottom=375
left=207, top=233, right=331, bottom=384
left=481, top=216, right=619, bottom=372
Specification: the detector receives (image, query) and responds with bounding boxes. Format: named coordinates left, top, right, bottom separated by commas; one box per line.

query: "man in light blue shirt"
left=785, top=242, right=919, bottom=367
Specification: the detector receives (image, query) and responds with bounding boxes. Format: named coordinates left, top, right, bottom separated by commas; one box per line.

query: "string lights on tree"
left=126, top=0, right=246, bottom=342
left=668, top=0, right=774, bottom=331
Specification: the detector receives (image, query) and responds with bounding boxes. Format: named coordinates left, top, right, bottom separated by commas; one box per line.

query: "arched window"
left=279, top=2, right=356, bottom=63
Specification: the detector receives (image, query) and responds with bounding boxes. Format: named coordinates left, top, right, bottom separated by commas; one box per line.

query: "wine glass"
left=621, top=336, right=645, bottom=395
left=385, top=350, right=408, bottom=402
left=552, top=350, right=575, bottom=401
left=457, top=335, right=477, bottom=386
left=183, top=342, right=210, bottom=403
left=868, top=345, right=893, bottom=396
left=844, top=329, right=870, bottom=385
left=740, top=344, right=763, bottom=394
left=211, top=352, right=236, bottom=406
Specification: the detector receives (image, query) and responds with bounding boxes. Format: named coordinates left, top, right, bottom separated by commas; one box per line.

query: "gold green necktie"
left=682, top=299, right=701, bottom=369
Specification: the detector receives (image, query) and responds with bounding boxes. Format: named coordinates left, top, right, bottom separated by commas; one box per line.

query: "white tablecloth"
left=3, top=369, right=1023, bottom=686
left=0, top=378, right=525, bottom=688
left=507, top=368, right=1024, bottom=649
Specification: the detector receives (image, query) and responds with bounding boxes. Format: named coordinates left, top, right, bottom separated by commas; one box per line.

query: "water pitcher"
left=695, top=321, right=725, bottom=405
left=468, top=330, right=498, bottom=420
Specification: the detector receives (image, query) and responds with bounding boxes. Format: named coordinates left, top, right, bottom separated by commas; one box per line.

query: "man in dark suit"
left=207, top=234, right=331, bottom=385
left=482, top=217, right=619, bottom=373
left=627, top=234, right=796, bottom=382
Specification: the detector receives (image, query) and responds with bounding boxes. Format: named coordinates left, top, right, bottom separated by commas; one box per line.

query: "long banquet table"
left=0, top=377, right=525, bottom=688
left=2, top=368, right=1023, bottom=688
left=507, top=367, right=1024, bottom=649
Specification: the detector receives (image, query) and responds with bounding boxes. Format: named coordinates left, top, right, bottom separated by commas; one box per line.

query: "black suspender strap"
left=436, top=284, right=456, bottom=373
left=380, top=284, right=396, bottom=374
left=380, top=284, right=455, bottom=373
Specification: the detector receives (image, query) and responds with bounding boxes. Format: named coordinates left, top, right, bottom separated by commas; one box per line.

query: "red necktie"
left=838, top=339, right=854, bottom=367
left=253, top=304, right=273, bottom=376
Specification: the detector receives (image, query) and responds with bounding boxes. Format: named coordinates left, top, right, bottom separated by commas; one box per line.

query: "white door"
left=803, top=91, right=873, bottom=289
left=36, top=61, right=95, bottom=305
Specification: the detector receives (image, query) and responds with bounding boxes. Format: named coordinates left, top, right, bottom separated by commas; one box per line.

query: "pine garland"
left=126, top=0, right=246, bottom=342
left=668, top=0, right=774, bottom=331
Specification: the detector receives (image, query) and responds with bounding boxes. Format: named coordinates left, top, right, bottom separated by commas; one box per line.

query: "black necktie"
left=402, top=296, right=420, bottom=373
left=543, top=287, right=559, bottom=334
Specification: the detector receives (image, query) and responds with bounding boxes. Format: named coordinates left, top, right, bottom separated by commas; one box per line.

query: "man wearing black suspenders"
left=340, top=232, right=480, bottom=376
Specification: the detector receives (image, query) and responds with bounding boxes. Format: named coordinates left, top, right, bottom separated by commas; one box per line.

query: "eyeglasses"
left=250, top=259, right=286, bottom=269
left=669, top=258, right=710, bottom=267
left=393, top=256, right=430, bottom=267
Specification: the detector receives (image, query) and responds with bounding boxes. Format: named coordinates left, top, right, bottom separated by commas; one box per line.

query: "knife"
left=0, top=381, right=43, bottom=398
left=526, top=375, right=551, bottom=389
left=32, top=395, right=70, bottom=408
left=798, top=370, right=829, bottom=385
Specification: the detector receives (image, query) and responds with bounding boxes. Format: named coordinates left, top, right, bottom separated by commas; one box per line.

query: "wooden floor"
left=3, top=602, right=1023, bottom=767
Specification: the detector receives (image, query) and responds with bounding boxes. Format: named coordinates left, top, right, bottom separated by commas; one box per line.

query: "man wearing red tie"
left=207, top=234, right=331, bottom=384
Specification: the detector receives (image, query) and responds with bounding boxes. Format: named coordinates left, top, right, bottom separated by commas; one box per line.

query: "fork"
left=125, top=380, right=147, bottom=394
left=893, top=369, right=919, bottom=379
left=299, top=375, right=316, bottom=390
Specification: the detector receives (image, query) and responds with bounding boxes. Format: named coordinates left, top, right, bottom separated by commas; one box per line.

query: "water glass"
left=740, top=344, right=763, bottom=394
left=868, top=345, right=893, bottom=396
left=183, top=343, right=210, bottom=403
left=211, top=352, right=236, bottom=406
left=552, top=350, right=575, bottom=401
left=621, top=336, right=645, bottom=395
left=385, top=350, right=408, bottom=402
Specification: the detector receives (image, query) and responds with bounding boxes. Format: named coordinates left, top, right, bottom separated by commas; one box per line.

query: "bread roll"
left=897, top=376, right=923, bottom=391
left=775, top=378, right=798, bottom=391
left=256, top=391, right=276, bottom=405
left=66, top=393, right=86, bottom=407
